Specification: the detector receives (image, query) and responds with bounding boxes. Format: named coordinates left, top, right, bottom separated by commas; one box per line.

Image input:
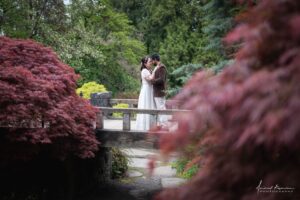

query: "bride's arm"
left=144, top=68, right=156, bottom=81
left=144, top=67, right=158, bottom=80
left=145, top=73, right=154, bottom=81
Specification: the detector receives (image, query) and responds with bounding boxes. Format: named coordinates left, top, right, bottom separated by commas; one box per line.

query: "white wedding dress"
left=136, top=69, right=156, bottom=130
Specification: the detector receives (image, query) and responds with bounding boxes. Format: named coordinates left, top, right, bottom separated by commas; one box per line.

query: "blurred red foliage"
left=0, top=37, right=99, bottom=162
left=156, top=0, right=300, bottom=199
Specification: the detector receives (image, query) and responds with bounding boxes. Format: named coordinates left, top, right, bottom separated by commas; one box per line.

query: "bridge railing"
left=92, top=98, right=187, bottom=149
left=109, top=99, right=138, bottom=108
left=109, top=99, right=180, bottom=108
left=104, top=99, right=181, bottom=120
left=95, top=107, right=189, bottom=131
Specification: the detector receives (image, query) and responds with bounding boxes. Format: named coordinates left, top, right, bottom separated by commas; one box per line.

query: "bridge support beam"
left=123, top=113, right=131, bottom=131
left=96, top=147, right=112, bottom=182
left=96, top=129, right=164, bottom=149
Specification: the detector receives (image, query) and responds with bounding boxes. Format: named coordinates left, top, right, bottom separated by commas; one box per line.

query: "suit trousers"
left=154, top=97, right=169, bottom=126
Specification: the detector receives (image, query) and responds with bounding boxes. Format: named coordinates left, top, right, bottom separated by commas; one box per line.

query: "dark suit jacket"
left=151, top=64, right=167, bottom=97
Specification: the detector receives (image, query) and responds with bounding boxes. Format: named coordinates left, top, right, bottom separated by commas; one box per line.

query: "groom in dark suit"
left=150, top=53, right=168, bottom=126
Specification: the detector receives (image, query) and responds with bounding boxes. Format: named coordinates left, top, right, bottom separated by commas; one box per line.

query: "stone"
left=152, top=166, right=177, bottom=177
left=121, top=148, right=157, bottom=158
left=128, top=157, right=150, bottom=169
left=161, top=177, right=186, bottom=188
left=128, top=177, right=161, bottom=200
left=103, top=119, right=136, bottom=130
left=127, top=170, right=143, bottom=178
left=90, top=92, right=112, bottom=107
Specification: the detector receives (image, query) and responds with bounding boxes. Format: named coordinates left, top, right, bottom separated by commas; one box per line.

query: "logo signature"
left=256, top=180, right=295, bottom=193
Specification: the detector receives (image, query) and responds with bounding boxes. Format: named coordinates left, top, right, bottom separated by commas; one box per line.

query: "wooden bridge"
left=94, top=98, right=188, bottom=149
left=0, top=97, right=188, bottom=149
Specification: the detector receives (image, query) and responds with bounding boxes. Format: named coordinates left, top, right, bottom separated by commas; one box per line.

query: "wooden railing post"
left=96, top=110, right=103, bottom=129
left=97, top=106, right=190, bottom=131
left=123, top=112, right=131, bottom=131
left=150, top=114, right=158, bottom=126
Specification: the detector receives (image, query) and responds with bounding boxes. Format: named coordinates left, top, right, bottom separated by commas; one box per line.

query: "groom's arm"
left=150, top=67, right=166, bottom=85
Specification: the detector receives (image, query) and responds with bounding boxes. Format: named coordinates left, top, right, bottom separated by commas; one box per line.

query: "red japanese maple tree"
left=156, top=0, right=300, bottom=199
left=0, top=37, right=99, bottom=162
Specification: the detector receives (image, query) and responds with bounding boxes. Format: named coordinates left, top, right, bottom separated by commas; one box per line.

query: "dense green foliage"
left=0, top=0, right=67, bottom=38
left=111, top=0, right=240, bottom=96
left=111, top=148, right=129, bottom=179
left=158, top=0, right=238, bottom=95
left=172, top=158, right=199, bottom=179
left=168, top=63, right=205, bottom=97
left=0, top=0, right=144, bottom=95
left=0, top=0, right=240, bottom=95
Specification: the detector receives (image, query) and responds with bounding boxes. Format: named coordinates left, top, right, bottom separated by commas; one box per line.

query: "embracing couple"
left=136, top=53, right=168, bottom=131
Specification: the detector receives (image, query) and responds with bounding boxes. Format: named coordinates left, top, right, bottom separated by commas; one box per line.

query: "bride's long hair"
left=140, top=56, right=150, bottom=71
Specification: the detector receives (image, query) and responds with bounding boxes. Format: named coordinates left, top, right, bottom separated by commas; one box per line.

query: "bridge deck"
left=103, top=119, right=178, bottom=131
left=104, top=119, right=137, bottom=130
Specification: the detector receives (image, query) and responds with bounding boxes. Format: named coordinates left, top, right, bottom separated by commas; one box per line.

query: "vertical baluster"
left=96, top=110, right=103, bottom=129
left=151, top=114, right=158, bottom=127
left=123, top=112, right=131, bottom=131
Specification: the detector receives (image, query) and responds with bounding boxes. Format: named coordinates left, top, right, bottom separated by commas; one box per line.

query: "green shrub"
left=172, top=158, right=199, bottom=179
left=181, top=164, right=199, bottom=179
left=171, top=158, right=187, bottom=175
left=111, top=148, right=129, bottom=179
left=76, top=81, right=107, bottom=99
left=112, top=103, right=129, bottom=118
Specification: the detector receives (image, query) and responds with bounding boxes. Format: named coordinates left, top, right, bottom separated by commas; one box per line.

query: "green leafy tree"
left=64, top=0, right=145, bottom=94
left=1, top=0, right=145, bottom=95
left=160, top=20, right=202, bottom=72
left=194, top=0, right=238, bottom=66
left=113, top=0, right=239, bottom=96
left=0, top=0, right=67, bottom=38
left=168, top=63, right=204, bottom=97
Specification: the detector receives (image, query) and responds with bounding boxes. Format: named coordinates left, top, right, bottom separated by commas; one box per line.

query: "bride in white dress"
left=136, top=56, right=156, bottom=130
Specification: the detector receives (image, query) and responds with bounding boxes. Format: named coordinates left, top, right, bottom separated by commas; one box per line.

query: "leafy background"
left=0, top=0, right=242, bottom=97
